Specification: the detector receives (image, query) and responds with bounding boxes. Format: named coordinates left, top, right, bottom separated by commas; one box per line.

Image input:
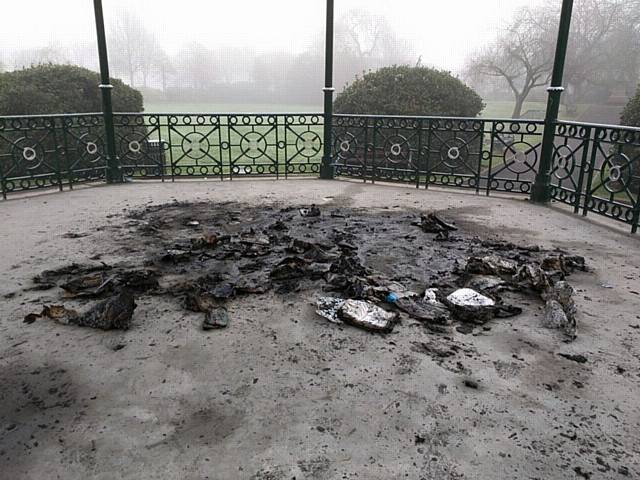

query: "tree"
left=12, top=45, right=69, bottom=69
left=109, top=10, right=163, bottom=87
left=465, top=6, right=556, bottom=118
left=0, top=64, right=143, bottom=115
left=466, top=0, right=640, bottom=116
left=563, top=0, right=640, bottom=107
left=334, top=65, right=484, bottom=117
left=299, top=8, right=414, bottom=97
left=173, top=42, right=219, bottom=91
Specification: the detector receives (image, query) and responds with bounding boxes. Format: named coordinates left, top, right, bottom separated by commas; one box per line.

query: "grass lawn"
left=143, top=99, right=592, bottom=123
left=143, top=100, right=321, bottom=114
left=481, top=100, right=590, bottom=121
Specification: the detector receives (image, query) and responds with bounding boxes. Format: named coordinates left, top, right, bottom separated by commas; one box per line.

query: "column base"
left=530, top=182, right=552, bottom=204
left=319, top=163, right=335, bottom=180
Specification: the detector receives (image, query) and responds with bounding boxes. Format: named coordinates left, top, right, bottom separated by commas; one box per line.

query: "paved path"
left=1, top=180, right=639, bottom=479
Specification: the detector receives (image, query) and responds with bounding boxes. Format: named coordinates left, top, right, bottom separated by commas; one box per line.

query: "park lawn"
left=481, top=100, right=590, bottom=120
left=142, top=100, right=321, bottom=114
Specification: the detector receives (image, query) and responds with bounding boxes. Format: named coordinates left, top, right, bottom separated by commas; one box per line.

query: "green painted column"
left=531, top=0, right=574, bottom=203
left=93, top=0, right=120, bottom=184
left=320, top=0, right=336, bottom=180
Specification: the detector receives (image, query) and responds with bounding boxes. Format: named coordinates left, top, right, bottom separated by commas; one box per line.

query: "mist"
left=1, top=0, right=638, bottom=120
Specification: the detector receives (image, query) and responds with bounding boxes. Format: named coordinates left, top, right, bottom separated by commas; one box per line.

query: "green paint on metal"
left=320, top=0, right=336, bottom=180
left=532, top=0, right=574, bottom=203
left=93, top=0, right=120, bottom=184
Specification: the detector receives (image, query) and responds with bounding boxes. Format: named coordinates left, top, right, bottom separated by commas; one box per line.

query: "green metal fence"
left=332, top=115, right=640, bottom=233
left=1, top=112, right=638, bottom=233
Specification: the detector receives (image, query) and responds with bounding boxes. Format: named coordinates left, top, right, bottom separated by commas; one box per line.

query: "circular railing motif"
left=181, top=132, right=210, bottom=160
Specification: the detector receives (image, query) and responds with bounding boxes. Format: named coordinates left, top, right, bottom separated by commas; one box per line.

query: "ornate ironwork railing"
left=332, top=114, right=640, bottom=233
left=0, top=113, right=107, bottom=197
left=1, top=111, right=638, bottom=233
left=550, top=121, right=640, bottom=231
left=0, top=113, right=324, bottom=198
left=113, top=113, right=324, bottom=179
left=332, top=115, right=544, bottom=195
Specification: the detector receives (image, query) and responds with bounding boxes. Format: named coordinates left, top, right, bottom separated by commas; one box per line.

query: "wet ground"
left=1, top=179, right=639, bottom=480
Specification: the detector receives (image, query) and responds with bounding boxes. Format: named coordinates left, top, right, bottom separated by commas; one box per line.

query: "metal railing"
left=0, top=113, right=107, bottom=196
left=332, top=114, right=640, bottom=233
left=332, top=115, right=544, bottom=195
left=113, top=113, right=324, bottom=179
left=550, top=120, right=640, bottom=231
left=1, top=112, right=638, bottom=233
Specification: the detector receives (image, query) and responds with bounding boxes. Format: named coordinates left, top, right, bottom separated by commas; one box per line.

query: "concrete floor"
left=1, top=179, right=639, bottom=480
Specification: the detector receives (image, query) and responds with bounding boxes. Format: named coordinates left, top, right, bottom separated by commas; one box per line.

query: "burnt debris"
left=24, top=203, right=587, bottom=341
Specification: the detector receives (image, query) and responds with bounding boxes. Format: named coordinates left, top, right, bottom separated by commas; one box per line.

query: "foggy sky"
left=3, top=0, right=548, bottom=72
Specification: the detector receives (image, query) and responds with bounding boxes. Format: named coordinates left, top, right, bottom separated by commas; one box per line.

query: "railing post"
left=531, top=0, right=574, bottom=203
left=93, top=0, right=120, bottom=184
left=320, top=0, right=335, bottom=180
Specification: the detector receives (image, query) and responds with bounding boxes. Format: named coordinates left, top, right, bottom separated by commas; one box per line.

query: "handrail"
left=0, top=112, right=540, bottom=123
left=556, top=119, right=640, bottom=133
left=0, top=112, right=103, bottom=120
left=333, top=113, right=545, bottom=123
left=2, top=112, right=637, bottom=133
left=113, top=112, right=324, bottom=117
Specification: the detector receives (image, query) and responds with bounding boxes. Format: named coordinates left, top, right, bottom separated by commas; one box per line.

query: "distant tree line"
left=465, top=0, right=640, bottom=118
left=1, top=8, right=415, bottom=107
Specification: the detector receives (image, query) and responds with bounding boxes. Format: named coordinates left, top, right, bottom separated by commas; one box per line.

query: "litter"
left=203, top=307, right=229, bottom=330
left=558, top=353, right=587, bottom=364
left=395, top=296, right=452, bottom=329
left=415, top=213, right=458, bottom=234
left=61, top=272, right=113, bottom=296
left=315, top=297, right=397, bottom=332
left=33, top=262, right=112, bottom=288
left=299, top=205, right=321, bottom=217
left=24, top=202, right=589, bottom=343
left=445, top=288, right=496, bottom=324
left=542, top=281, right=577, bottom=340
left=514, top=264, right=551, bottom=292
left=465, top=256, right=518, bottom=276
left=542, top=255, right=587, bottom=274
left=315, top=297, right=345, bottom=324
left=117, top=270, right=160, bottom=293
left=338, top=299, right=397, bottom=332
left=193, top=233, right=219, bottom=248
left=71, top=290, right=136, bottom=330
left=26, top=291, right=136, bottom=330
left=161, top=249, right=191, bottom=263
left=270, top=256, right=310, bottom=280
left=464, top=275, right=508, bottom=293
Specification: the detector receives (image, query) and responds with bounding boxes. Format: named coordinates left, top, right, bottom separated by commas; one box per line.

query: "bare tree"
left=173, top=42, right=219, bottom=91
left=466, top=0, right=640, bottom=116
left=67, top=42, right=99, bottom=71
left=109, top=10, right=162, bottom=87
left=331, top=9, right=414, bottom=92
left=465, top=6, right=556, bottom=118
left=336, top=9, right=413, bottom=69
left=157, top=49, right=175, bottom=93
left=570, top=0, right=640, bottom=101
left=13, top=44, right=69, bottom=69
left=563, top=0, right=627, bottom=107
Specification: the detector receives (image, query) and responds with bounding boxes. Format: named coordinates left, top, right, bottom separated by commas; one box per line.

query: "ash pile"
left=23, top=202, right=587, bottom=341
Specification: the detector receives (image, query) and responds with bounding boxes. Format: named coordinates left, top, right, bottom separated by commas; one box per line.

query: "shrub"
left=620, top=86, right=640, bottom=194
left=621, top=85, right=640, bottom=127
left=334, top=65, right=484, bottom=117
left=0, top=64, right=143, bottom=115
